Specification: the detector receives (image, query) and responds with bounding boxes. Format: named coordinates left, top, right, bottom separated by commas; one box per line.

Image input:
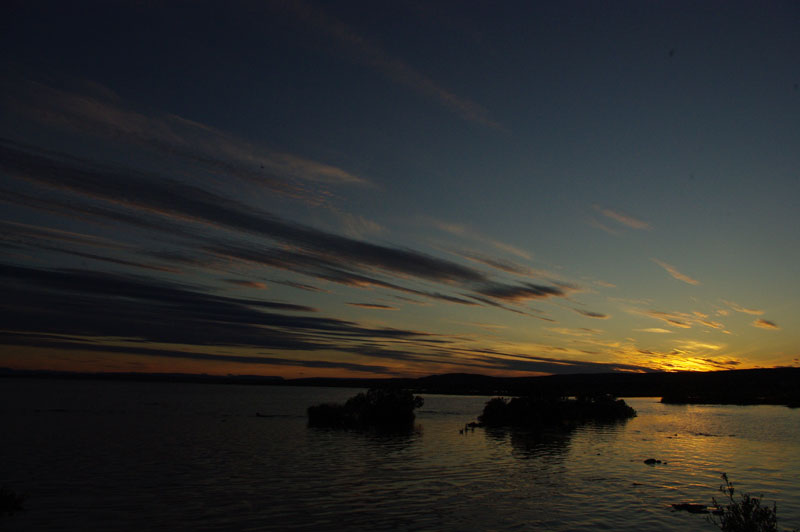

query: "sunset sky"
left=1, top=1, right=798, bottom=378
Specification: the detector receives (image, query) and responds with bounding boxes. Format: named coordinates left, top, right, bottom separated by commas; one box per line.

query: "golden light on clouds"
left=651, top=259, right=701, bottom=285
left=723, top=300, right=764, bottom=315
left=753, top=319, right=779, bottom=330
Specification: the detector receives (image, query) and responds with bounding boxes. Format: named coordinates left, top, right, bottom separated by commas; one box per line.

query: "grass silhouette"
left=707, top=474, right=797, bottom=532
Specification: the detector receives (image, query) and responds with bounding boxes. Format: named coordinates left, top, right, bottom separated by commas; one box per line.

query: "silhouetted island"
left=476, top=394, right=636, bottom=428
left=307, top=388, right=424, bottom=428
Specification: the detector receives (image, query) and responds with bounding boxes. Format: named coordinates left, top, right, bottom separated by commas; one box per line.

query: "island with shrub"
left=475, top=393, right=637, bottom=428
left=307, top=388, right=424, bottom=428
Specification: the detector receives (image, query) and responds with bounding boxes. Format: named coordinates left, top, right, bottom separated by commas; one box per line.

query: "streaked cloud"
left=224, top=279, right=268, bottom=289
left=271, top=280, right=329, bottom=293
left=722, top=300, right=764, bottom=315
left=475, top=281, right=565, bottom=302
left=641, top=310, right=693, bottom=329
left=347, top=302, right=399, bottom=310
left=464, top=322, right=508, bottom=331
left=595, top=206, right=651, bottom=230
left=4, top=79, right=368, bottom=200
left=0, top=140, right=483, bottom=285
left=1, top=140, right=578, bottom=320
left=753, top=319, right=779, bottom=330
left=651, top=259, right=700, bottom=285
left=489, top=240, right=532, bottom=261
left=677, top=340, right=723, bottom=351
left=330, top=209, right=384, bottom=239
left=635, top=308, right=721, bottom=332
left=0, top=263, right=657, bottom=376
left=431, top=218, right=533, bottom=261
left=589, top=218, right=619, bottom=235
left=1, top=3, right=794, bottom=380
left=594, top=280, right=616, bottom=288
left=547, top=327, right=602, bottom=337
left=573, top=308, right=610, bottom=319
left=269, top=0, right=500, bottom=129
left=0, top=220, right=124, bottom=249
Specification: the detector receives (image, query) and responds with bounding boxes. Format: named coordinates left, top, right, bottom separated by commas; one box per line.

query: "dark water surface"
left=2, top=378, right=799, bottom=531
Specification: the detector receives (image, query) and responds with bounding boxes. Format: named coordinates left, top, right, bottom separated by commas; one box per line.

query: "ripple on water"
left=2, top=385, right=799, bottom=531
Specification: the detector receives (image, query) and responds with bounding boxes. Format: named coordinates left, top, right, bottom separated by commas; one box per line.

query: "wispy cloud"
left=329, top=209, right=384, bottom=239
left=0, top=263, right=655, bottom=376
left=475, top=281, right=565, bottom=302
left=651, top=259, right=700, bottom=285
left=2, top=333, right=397, bottom=375
left=271, top=280, right=329, bottom=293
left=0, top=140, right=481, bottom=285
left=489, top=240, right=532, bottom=261
left=269, top=0, right=500, bottom=129
left=722, top=300, right=764, bottom=315
left=4, top=79, right=368, bottom=201
left=594, top=280, right=616, bottom=288
left=636, top=308, right=728, bottom=332
left=753, top=319, right=779, bottom=330
left=1, top=140, right=578, bottom=317
left=573, top=308, right=610, bottom=319
left=595, top=206, right=651, bottom=230
left=462, top=322, right=508, bottom=331
left=451, top=249, right=529, bottom=276
left=431, top=218, right=533, bottom=261
left=347, top=302, right=398, bottom=310
left=589, top=218, right=619, bottom=235
left=0, top=220, right=123, bottom=249
left=0, top=220, right=183, bottom=273
left=635, top=328, right=673, bottom=334
left=224, top=279, right=268, bottom=289
left=641, top=310, right=693, bottom=329
left=676, top=340, right=724, bottom=352
left=547, top=327, right=602, bottom=337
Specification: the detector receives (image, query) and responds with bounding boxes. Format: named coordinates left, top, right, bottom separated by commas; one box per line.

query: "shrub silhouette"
left=707, top=474, right=797, bottom=532
left=0, top=487, right=25, bottom=517
left=308, top=388, right=424, bottom=428
left=478, top=393, right=636, bottom=428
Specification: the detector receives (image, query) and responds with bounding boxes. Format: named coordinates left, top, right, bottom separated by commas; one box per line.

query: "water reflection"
left=485, top=418, right=633, bottom=460
left=307, top=423, right=423, bottom=453
left=486, top=426, right=574, bottom=460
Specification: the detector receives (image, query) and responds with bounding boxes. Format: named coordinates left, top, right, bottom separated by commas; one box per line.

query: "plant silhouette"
left=707, top=473, right=797, bottom=532
left=308, top=388, right=424, bottom=428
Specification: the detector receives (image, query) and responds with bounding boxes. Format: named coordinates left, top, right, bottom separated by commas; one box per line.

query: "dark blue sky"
left=1, top=1, right=798, bottom=377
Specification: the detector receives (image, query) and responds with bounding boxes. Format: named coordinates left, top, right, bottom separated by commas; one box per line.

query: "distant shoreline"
left=2, top=367, right=798, bottom=407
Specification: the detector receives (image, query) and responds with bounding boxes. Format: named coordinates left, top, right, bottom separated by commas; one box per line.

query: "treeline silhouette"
left=2, top=367, right=797, bottom=406
left=294, top=368, right=800, bottom=406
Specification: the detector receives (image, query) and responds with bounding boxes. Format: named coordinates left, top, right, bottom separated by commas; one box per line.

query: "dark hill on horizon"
left=3, top=367, right=797, bottom=406
left=291, top=367, right=800, bottom=406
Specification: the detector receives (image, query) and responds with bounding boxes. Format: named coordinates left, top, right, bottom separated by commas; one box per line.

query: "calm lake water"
left=2, top=378, right=799, bottom=531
